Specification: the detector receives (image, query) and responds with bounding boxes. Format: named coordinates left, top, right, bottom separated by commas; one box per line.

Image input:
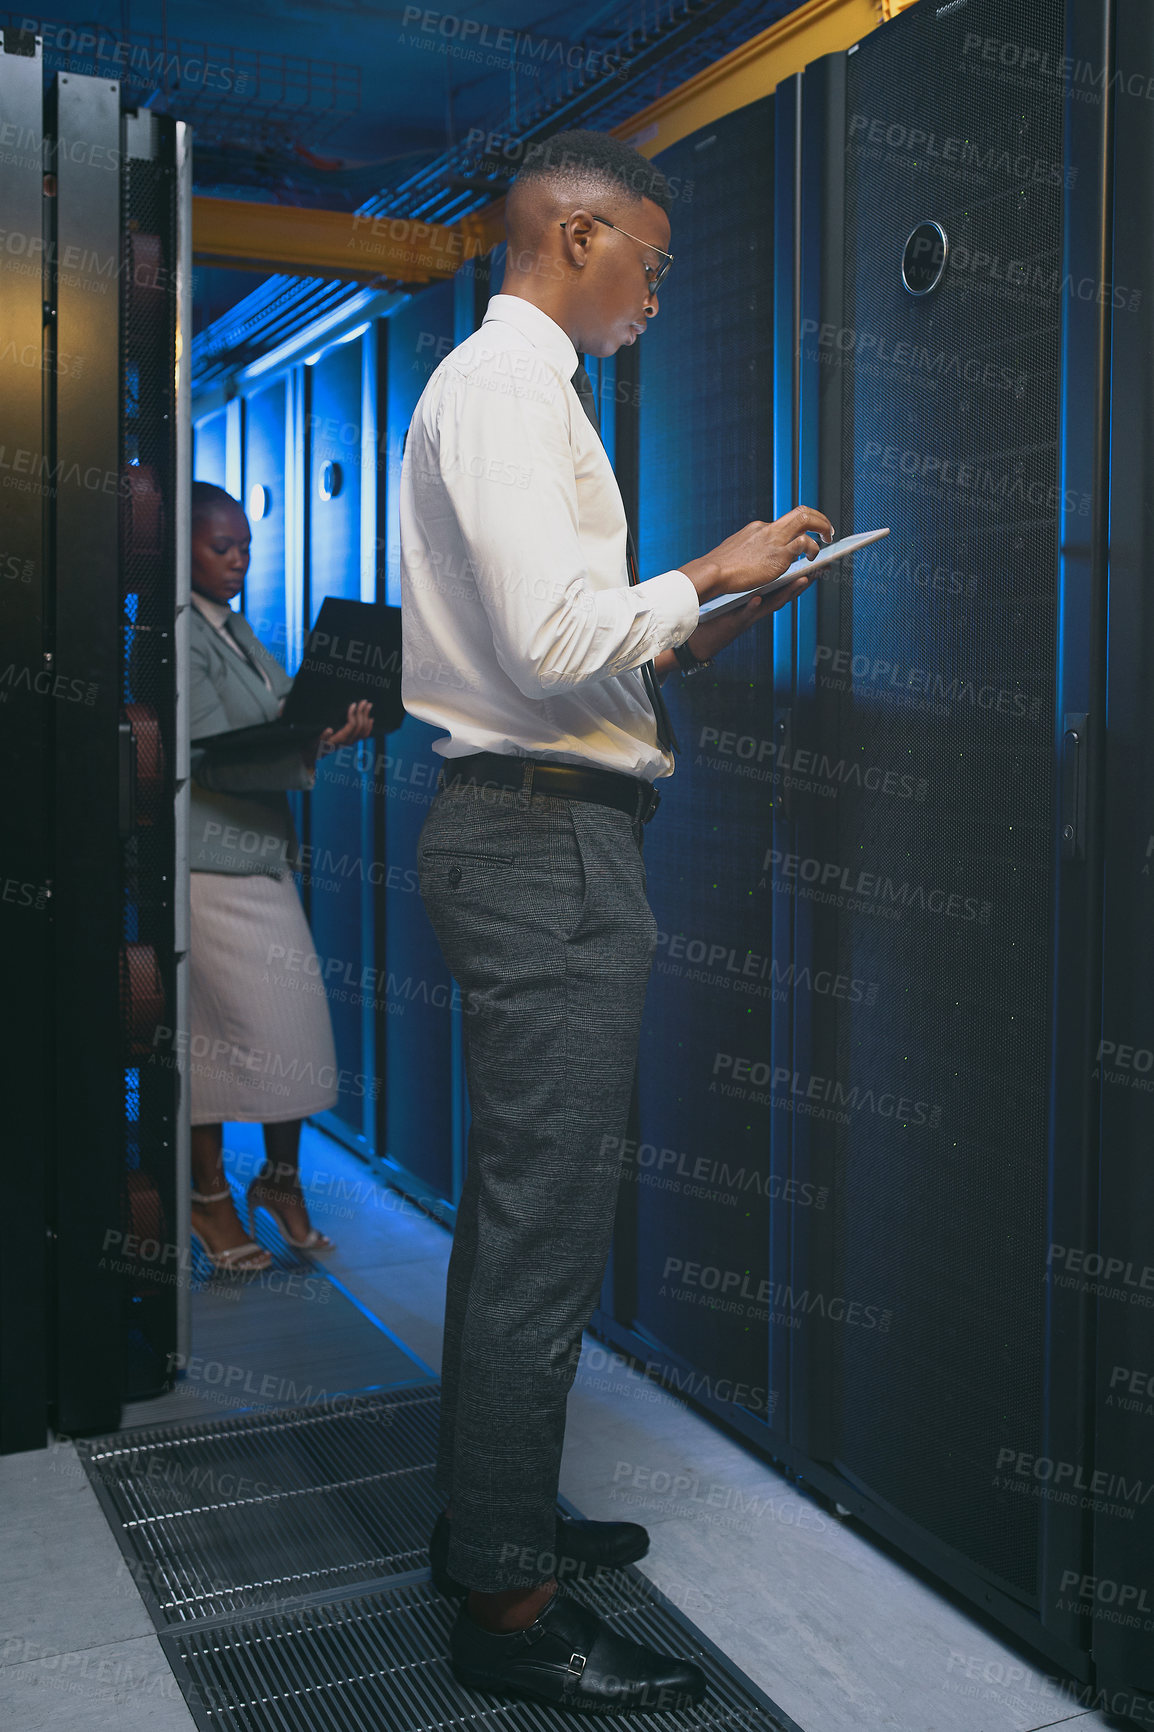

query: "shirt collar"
left=191, top=590, right=239, bottom=631
left=481, top=294, right=580, bottom=386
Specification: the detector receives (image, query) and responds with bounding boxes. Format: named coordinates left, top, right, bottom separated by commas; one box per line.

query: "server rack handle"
left=118, top=718, right=138, bottom=839
left=1060, top=712, right=1088, bottom=862
left=775, top=707, right=793, bottom=825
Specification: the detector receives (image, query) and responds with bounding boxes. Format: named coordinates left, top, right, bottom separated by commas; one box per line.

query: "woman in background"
left=187, top=481, right=372, bottom=1271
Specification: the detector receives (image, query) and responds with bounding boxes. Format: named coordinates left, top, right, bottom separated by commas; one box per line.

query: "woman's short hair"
left=191, top=480, right=242, bottom=523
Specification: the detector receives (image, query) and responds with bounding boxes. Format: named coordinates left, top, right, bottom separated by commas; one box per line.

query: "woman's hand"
left=304, top=700, right=374, bottom=767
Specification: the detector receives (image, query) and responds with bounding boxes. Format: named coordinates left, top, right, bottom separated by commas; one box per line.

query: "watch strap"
left=673, top=638, right=711, bottom=676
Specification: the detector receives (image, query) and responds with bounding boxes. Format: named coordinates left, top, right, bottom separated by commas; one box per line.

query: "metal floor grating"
left=161, top=1569, right=803, bottom=1732
left=77, top=1384, right=441, bottom=1626
left=80, top=1382, right=805, bottom=1731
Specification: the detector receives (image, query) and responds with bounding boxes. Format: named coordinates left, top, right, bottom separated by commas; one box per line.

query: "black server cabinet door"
left=0, top=28, right=52, bottom=1452
left=378, top=285, right=461, bottom=1206
left=52, top=71, right=127, bottom=1433
left=306, top=336, right=375, bottom=1148
left=619, top=98, right=779, bottom=1435
left=1096, top=0, right=1154, bottom=1703
left=0, top=66, right=182, bottom=1443
left=119, top=109, right=183, bottom=1402
left=791, top=0, right=1104, bottom=1633
left=243, top=382, right=290, bottom=670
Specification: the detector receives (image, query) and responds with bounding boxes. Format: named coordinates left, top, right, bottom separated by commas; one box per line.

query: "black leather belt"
left=439, top=751, right=662, bottom=825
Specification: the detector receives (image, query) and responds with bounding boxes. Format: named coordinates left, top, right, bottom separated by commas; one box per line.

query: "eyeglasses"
left=560, top=214, right=673, bottom=298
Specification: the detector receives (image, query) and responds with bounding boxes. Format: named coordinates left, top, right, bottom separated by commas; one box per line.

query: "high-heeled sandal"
left=189, top=1187, right=273, bottom=1273
left=247, top=1177, right=335, bottom=1253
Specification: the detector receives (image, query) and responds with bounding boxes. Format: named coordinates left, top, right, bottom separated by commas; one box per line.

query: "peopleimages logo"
left=813, top=644, right=1041, bottom=722
left=802, top=318, right=1027, bottom=394
left=15, top=18, right=247, bottom=92
left=862, top=441, right=1093, bottom=516
left=759, top=847, right=992, bottom=923
left=712, top=1051, right=941, bottom=1128
left=598, top=1135, right=829, bottom=1208
left=697, top=724, right=926, bottom=801
left=1060, top=1569, right=1152, bottom=1606
left=0, top=443, right=134, bottom=498
left=995, top=1446, right=1154, bottom=1515
left=1109, top=1363, right=1154, bottom=1398
left=847, top=113, right=1075, bottom=188
left=654, top=928, right=878, bottom=1002
left=661, top=1257, right=893, bottom=1331
left=461, top=128, right=696, bottom=202
left=403, top=8, right=623, bottom=78
left=1095, top=1038, right=1154, bottom=1092
left=1045, top=1242, right=1154, bottom=1305
left=962, top=30, right=1154, bottom=108
left=151, top=1026, right=379, bottom=1103
left=1057, top=1573, right=1154, bottom=1631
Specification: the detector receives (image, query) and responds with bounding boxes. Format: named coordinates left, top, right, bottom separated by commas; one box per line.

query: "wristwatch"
left=673, top=637, right=712, bottom=676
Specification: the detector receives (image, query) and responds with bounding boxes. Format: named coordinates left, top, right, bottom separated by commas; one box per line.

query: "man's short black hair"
left=513, top=128, right=672, bottom=216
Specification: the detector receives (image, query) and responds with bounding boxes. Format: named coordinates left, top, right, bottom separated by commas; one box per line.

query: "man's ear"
left=560, top=209, right=598, bottom=269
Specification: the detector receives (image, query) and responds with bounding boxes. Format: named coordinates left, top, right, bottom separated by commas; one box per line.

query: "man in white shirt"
left=401, top=128, right=832, bottom=1714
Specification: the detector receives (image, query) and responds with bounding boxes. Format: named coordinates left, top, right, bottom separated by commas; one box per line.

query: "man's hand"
left=654, top=576, right=812, bottom=683
left=304, top=700, right=374, bottom=767
left=679, top=505, right=835, bottom=604
left=687, top=573, right=810, bottom=663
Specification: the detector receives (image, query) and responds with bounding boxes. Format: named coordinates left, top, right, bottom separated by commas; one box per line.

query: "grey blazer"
left=188, top=605, right=315, bottom=876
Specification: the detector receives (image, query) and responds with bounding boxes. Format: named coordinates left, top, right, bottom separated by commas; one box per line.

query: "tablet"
left=696, top=527, right=890, bottom=621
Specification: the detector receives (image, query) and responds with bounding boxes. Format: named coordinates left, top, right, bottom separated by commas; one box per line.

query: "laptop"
left=191, top=597, right=404, bottom=754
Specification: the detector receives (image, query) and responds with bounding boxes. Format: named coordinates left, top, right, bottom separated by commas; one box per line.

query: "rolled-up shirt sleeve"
left=435, top=366, right=698, bottom=700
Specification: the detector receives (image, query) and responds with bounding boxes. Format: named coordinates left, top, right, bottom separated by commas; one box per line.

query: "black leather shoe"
left=450, top=1588, right=708, bottom=1715
left=429, top=1510, right=649, bottom=1598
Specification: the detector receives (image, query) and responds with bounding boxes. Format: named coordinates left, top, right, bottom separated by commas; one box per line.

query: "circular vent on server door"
left=901, top=220, right=948, bottom=295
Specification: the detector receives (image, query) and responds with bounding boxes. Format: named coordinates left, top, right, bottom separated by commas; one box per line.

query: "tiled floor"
left=0, top=1123, right=1133, bottom=1731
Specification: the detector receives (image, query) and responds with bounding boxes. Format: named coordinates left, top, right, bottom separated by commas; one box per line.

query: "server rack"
left=592, top=0, right=1154, bottom=1705
left=0, top=23, right=54, bottom=1456
left=782, top=0, right=1108, bottom=1676
left=1094, top=0, right=1154, bottom=1704
left=0, top=34, right=190, bottom=1449
left=594, top=94, right=781, bottom=1431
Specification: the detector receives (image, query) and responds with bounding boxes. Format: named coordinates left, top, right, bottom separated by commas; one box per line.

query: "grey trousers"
left=417, top=775, right=658, bottom=1591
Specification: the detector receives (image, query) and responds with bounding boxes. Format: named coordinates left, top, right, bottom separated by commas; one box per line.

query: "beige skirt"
left=189, top=870, right=340, bottom=1125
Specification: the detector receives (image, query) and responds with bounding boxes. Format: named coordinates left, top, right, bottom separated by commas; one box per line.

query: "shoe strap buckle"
left=568, top=1651, right=587, bottom=1676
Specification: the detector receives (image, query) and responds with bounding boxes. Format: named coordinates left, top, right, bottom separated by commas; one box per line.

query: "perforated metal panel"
left=121, top=127, right=182, bottom=1397
left=630, top=98, right=778, bottom=1427
left=380, top=285, right=461, bottom=1206
left=813, top=0, right=1065, bottom=1597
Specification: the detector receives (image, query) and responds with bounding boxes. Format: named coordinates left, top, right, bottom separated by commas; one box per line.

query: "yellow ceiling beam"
left=613, top=0, right=883, bottom=159
left=191, top=195, right=505, bottom=285
left=470, top=0, right=885, bottom=245
left=192, top=0, right=887, bottom=284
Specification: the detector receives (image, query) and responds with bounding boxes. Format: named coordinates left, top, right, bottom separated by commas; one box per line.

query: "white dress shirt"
left=398, top=293, right=700, bottom=781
